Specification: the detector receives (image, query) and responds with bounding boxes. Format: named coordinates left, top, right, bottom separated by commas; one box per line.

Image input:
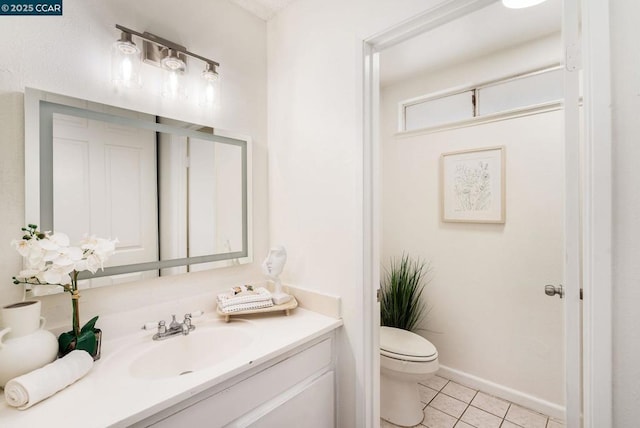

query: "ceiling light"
left=502, top=0, right=549, bottom=9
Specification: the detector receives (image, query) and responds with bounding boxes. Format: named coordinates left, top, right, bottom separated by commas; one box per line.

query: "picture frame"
left=441, top=146, right=505, bottom=223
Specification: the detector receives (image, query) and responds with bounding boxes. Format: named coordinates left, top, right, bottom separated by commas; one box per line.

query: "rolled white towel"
left=4, top=350, right=94, bottom=409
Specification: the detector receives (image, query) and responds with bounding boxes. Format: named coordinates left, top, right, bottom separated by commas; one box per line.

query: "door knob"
left=544, top=284, right=564, bottom=299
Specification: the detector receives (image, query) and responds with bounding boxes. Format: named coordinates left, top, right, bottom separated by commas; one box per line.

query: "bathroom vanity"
left=0, top=308, right=341, bottom=427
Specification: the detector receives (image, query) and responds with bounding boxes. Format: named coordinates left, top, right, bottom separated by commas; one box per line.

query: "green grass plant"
left=380, top=254, right=430, bottom=332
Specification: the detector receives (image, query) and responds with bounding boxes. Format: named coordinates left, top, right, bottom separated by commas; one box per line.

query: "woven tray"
left=217, top=297, right=298, bottom=323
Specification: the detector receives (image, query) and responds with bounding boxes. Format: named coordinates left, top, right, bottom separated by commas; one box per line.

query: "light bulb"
left=162, top=69, right=186, bottom=100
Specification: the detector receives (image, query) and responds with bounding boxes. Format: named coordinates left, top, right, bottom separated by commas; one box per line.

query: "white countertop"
left=0, top=308, right=342, bottom=427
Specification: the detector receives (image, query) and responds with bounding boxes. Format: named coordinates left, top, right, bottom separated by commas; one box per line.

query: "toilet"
left=380, top=326, right=439, bottom=427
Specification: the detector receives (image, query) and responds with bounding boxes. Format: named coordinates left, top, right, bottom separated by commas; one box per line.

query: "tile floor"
left=381, top=375, right=565, bottom=428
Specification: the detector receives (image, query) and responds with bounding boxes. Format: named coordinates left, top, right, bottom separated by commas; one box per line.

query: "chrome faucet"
left=152, top=314, right=196, bottom=341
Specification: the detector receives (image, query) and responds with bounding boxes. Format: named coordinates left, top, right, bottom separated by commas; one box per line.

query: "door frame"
left=361, top=0, right=612, bottom=427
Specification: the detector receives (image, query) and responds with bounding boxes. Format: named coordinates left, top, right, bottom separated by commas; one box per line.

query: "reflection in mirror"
left=25, top=89, right=251, bottom=294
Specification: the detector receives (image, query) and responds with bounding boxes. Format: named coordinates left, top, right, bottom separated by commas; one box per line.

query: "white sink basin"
left=127, top=323, right=256, bottom=380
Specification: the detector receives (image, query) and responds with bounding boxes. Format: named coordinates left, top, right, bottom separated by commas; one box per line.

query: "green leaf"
left=74, top=330, right=98, bottom=356
left=80, top=316, right=99, bottom=334
left=58, top=328, right=99, bottom=358
left=58, top=331, right=75, bottom=354
left=380, top=254, right=430, bottom=332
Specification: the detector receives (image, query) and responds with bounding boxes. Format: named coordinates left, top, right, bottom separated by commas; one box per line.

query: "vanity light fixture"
left=502, top=0, right=549, bottom=8
left=112, top=24, right=220, bottom=103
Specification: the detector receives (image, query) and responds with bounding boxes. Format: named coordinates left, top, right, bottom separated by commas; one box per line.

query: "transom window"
left=401, top=66, right=563, bottom=132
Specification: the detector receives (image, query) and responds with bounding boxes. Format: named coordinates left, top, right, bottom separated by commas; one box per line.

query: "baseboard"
left=437, top=365, right=565, bottom=421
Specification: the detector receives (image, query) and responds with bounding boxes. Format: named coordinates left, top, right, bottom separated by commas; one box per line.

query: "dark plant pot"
left=58, top=328, right=102, bottom=361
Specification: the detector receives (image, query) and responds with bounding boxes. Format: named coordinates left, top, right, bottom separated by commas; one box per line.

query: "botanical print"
left=441, top=146, right=504, bottom=223
left=453, top=160, right=491, bottom=212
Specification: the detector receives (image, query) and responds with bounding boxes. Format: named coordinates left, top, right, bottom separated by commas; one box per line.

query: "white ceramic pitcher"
left=0, top=301, right=58, bottom=387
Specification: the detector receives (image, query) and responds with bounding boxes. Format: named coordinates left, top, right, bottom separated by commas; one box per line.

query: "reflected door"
left=53, top=113, right=158, bottom=287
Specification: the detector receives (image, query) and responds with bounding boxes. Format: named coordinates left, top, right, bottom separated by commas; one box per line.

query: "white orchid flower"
left=41, top=266, right=72, bottom=285
left=84, top=253, right=103, bottom=274
left=81, top=236, right=117, bottom=255
left=13, top=226, right=116, bottom=288
left=16, top=268, right=42, bottom=281
left=48, top=232, right=70, bottom=247
left=11, top=239, right=31, bottom=257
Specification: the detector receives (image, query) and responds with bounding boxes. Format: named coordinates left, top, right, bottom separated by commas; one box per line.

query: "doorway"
left=360, top=0, right=602, bottom=427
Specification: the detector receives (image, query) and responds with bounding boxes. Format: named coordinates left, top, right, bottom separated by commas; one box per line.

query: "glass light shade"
left=200, top=77, right=220, bottom=109
left=162, top=69, right=187, bottom=100
left=502, top=0, right=549, bottom=8
left=200, top=63, right=220, bottom=108
left=111, top=36, right=141, bottom=88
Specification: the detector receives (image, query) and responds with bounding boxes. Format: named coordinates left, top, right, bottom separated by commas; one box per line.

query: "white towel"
left=219, top=300, right=274, bottom=313
left=217, top=286, right=273, bottom=309
left=4, top=350, right=94, bottom=409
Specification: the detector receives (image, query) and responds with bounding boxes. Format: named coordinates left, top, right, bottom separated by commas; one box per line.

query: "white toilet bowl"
left=380, top=326, right=439, bottom=427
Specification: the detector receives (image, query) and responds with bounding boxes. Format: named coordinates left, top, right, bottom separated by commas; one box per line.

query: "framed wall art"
left=441, top=146, right=505, bottom=223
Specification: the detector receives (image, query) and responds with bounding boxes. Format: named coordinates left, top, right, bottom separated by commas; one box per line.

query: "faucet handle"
left=169, top=314, right=180, bottom=330
left=183, top=313, right=192, bottom=328
left=157, top=320, right=167, bottom=334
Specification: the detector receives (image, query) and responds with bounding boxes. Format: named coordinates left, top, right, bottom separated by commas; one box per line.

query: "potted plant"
left=11, top=224, right=117, bottom=360
left=380, top=254, right=430, bottom=332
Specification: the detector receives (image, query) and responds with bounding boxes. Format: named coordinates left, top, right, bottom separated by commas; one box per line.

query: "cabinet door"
left=246, top=371, right=334, bottom=428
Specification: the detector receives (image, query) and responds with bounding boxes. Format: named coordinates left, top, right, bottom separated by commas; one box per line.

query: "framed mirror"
left=24, top=88, right=252, bottom=292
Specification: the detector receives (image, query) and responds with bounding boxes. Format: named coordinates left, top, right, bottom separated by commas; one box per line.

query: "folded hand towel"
left=4, top=350, right=94, bottom=409
left=219, top=300, right=274, bottom=313
left=217, top=286, right=272, bottom=309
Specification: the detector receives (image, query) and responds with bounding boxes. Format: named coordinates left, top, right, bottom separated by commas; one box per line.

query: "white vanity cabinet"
left=133, top=333, right=336, bottom=428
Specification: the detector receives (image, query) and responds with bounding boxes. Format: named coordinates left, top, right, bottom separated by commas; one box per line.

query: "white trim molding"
left=581, top=0, right=613, bottom=427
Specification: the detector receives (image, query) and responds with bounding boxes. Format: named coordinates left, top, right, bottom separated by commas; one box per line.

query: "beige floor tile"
left=419, top=384, right=439, bottom=405
left=441, top=381, right=477, bottom=403
left=547, top=419, right=565, bottom=428
left=500, top=421, right=521, bottom=428
left=454, top=422, right=475, bottom=428
left=422, top=406, right=458, bottom=428
left=505, top=405, right=548, bottom=428
left=471, top=391, right=510, bottom=418
left=460, top=406, right=503, bottom=428
left=430, top=393, right=468, bottom=418
left=421, top=375, right=449, bottom=391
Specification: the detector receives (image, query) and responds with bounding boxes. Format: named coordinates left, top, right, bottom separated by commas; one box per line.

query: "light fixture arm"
left=115, top=24, right=220, bottom=68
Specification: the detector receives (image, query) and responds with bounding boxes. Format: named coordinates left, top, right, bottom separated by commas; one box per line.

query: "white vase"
left=0, top=301, right=58, bottom=388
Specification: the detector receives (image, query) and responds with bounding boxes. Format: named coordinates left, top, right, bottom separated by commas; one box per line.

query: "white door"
left=53, top=111, right=158, bottom=287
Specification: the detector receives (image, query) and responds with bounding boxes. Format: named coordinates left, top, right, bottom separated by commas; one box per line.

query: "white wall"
left=0, top=0, right=268, bottom=330
left=380, top=36, right=564, bottom=410
left=610, top=1, right=640, bottom=426
left=266, top=1, right=445, bottom=426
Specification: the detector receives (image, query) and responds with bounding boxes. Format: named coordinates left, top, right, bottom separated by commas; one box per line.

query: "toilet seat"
left=380, top=326, right=437, bottom=362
